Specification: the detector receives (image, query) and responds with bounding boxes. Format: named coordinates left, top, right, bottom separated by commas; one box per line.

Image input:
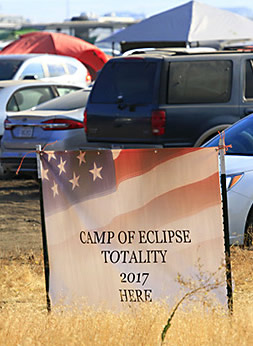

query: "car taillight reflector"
left=86, top=72, right=92, bottom=84
left=83, top=109, right=87, bottom=133
left=151, top=110, right=166, bottom=136
left=42, top=119, right=84, bottom=131
left=4, top=118, right=14, bottom=130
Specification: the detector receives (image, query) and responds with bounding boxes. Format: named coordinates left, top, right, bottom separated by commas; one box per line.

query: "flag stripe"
left=99, top=173, right=222, bottom=232
left=114, top=148, right=203, bottom=186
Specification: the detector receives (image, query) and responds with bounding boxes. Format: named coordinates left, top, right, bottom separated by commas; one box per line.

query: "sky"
left=1, top=0, right=253, bottom=23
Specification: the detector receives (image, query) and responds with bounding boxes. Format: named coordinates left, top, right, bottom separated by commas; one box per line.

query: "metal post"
left=219, top=138, right=233, bottom=313
left=36, top=145, right=51, bottom=312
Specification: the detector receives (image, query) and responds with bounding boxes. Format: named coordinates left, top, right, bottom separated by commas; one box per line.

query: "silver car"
left=0, top=80, right=83, bottom=138
left=0, top=89, right=90, bottom=174
left=205, top=113, right=253, bottom=247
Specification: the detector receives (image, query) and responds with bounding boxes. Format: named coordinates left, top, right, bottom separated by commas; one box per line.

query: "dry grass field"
left=0, top=177, right=253, bottom=345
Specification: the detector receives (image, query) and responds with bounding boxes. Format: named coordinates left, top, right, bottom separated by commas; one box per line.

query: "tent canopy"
left=98, top=1, right=253, bottom=52
left=0, top=31, right=109, bottom=79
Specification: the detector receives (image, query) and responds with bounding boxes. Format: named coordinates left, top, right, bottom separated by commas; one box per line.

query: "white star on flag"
left=47, top=151, right=56, bottom=162
left=51, top=181, right=59, bottom=197
left=57, top=157, right=66, bottom=175
left=69, top=172, right=80, bottom=190
left=41, top=166, right=49, bottom=180
left=77, top=151, right=86, bottom=166
left=89, top=162, right=103, bottom=181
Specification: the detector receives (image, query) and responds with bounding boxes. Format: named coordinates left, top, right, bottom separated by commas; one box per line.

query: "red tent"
left=0, top=31, right=109, bottom=79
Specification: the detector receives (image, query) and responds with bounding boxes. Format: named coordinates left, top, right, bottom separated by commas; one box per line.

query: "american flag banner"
left=40, top=147, right=227, bottom=310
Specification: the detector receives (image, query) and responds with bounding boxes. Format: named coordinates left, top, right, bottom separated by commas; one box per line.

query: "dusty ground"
left=0, top=176, right=42, bottom=256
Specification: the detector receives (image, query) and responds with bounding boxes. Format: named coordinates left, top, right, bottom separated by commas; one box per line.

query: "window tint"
left=47, top=63, right=66, bottom=77
left=20, top=62, right=45, bottom=79
left=56, top=86, right=80, bottom=97
left=91, top=60, right=157, bottom=104
left=245, top=60, right=253, bottom=99
left=168, top=60, right=232, bottom=104
left=7, top=87, right=55, bottom=111
left=0, top=60, right=23, bottom=80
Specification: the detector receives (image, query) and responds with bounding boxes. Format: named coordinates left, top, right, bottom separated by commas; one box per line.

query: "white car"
left=1, top=88, right=91, bottom=174
left=0, top=54, right=91, bottom=88
left=205, top=114, right=253, bottom=247
left=0, top=80, right=83, bottom=138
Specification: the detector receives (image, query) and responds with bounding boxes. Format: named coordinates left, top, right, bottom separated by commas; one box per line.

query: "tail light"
left=86, top=72, right=92, bottom=84
left=42, top=119, right=84, bottom=131
left=4, top=118, right=14, bottom=130
left=151, top=110, right=166, bottom=135
left=83, top=109, right=87, bottom=133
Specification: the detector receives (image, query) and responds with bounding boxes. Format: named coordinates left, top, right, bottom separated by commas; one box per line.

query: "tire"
left=244, top=210, right=253, bottom=248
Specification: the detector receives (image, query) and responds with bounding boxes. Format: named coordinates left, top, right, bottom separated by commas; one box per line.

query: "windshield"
left=0, top=59, right=23, bottom=80
left=206, top=115, right=253, bottom=155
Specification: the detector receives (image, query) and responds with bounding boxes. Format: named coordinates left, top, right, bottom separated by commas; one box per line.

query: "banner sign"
left=40, top=148, right=227, bottom=309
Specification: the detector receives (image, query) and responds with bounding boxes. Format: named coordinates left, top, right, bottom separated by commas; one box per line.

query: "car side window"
left=168, top=60, right=232, bottom=104
left=7, top=87, right=55, bottom=111
left=19, top=62, right=45, bottom=79
left=245, top=60, right=253, bottom=99
left=47, top=63, right=66, bottom=77
left=66, top=63, right=78, bottom=75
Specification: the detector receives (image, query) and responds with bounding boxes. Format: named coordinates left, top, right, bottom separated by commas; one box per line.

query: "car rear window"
left=0, top=59, right=23, bottom=80
left=34, top=90, right=90, bottom=111
left=168, top=60, right=232, bottom=104
left=90, top=60, right=157, bottom=104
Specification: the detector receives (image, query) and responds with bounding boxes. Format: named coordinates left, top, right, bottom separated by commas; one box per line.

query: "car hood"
left=225, top=155, right=253, bottom=175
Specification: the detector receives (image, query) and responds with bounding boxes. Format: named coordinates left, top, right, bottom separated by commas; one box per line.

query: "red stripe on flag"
left=98, top=172, right=221, bottom=231
left=114, top=148, right=203, bottom=186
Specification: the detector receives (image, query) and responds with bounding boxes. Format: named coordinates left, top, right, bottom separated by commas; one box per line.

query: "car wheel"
left=244, top=210, right=253, bottom=248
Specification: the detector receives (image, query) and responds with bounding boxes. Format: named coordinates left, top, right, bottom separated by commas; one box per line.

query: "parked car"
left=0, top=54, right=91, bottom=88
left=0, top=80, right=83, bottom=139
left=85, top=49, right=253, bottom=148
left=205, top=113, right=253, bottom=247
left=0, top=88, right=90, bottom=173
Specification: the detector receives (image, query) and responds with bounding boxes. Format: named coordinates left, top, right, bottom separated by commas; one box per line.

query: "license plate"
left=15, top=126, right=34, bottom=138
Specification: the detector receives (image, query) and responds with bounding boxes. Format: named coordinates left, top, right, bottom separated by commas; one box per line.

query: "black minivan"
left=85, top=49, right=253, bottom=148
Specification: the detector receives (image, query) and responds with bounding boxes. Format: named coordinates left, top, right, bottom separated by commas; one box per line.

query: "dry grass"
left=0, top=247, right=253, bottom=345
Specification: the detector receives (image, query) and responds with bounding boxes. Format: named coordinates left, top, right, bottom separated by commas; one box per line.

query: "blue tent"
left=98, top=1, right=253, bottom=52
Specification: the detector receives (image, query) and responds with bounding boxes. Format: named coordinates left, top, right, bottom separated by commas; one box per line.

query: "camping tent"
left=0, top=31, right=109, bottom=79
left=98, top=1, right=253, bottom=52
